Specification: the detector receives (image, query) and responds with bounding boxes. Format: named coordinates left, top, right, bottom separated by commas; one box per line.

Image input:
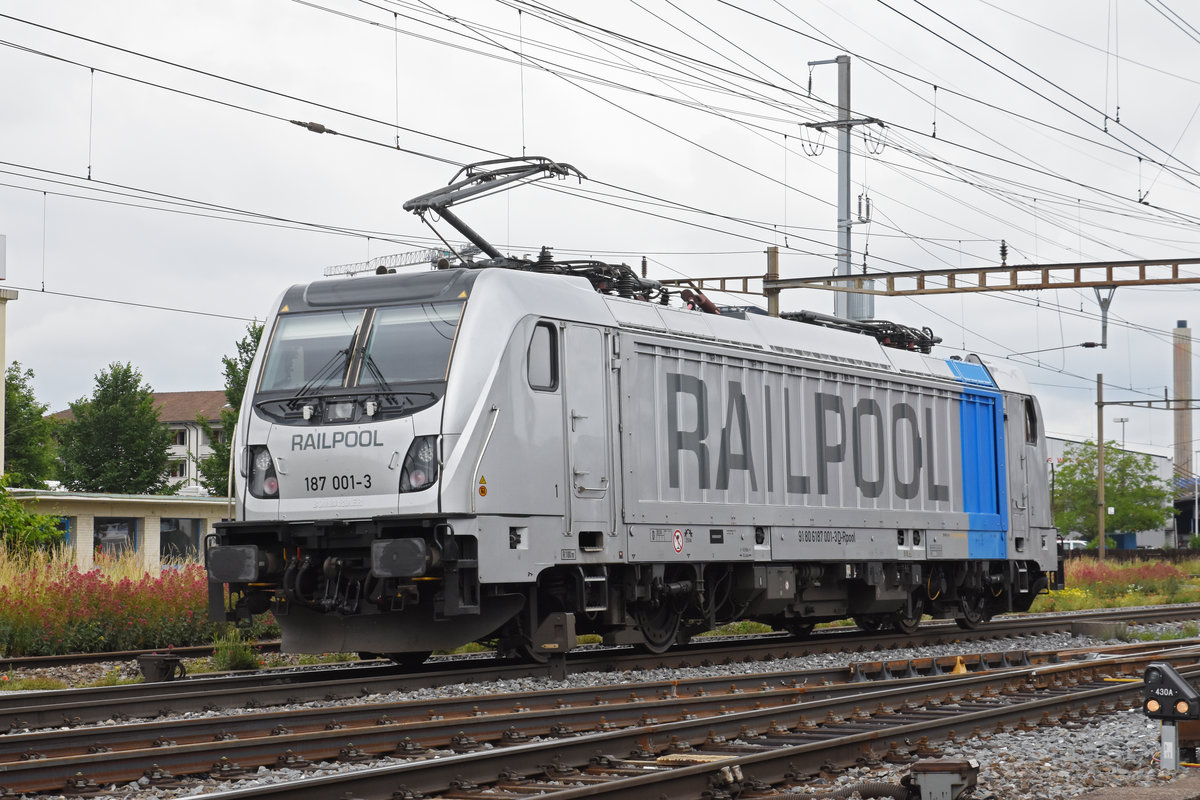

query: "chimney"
left=1176, top=320, right=1193, bottom=474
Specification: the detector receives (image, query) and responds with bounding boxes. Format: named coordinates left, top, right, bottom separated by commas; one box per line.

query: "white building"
left=155, top=391, right=229, bottom=491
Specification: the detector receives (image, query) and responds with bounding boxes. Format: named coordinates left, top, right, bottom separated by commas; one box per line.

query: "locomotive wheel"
left=954, top=594, right=987, bottom=630
left=496, top=625, right=551, bottom=664
left=633, top=602, right=681, bottom=654
left=892, top=598, right=924, bottom=635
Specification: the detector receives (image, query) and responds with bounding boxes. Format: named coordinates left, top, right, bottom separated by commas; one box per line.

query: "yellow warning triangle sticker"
left=280, top=304, right=289, bottom=312
left=479, top=476, right=486, bottom=485
left=458, top=291, right=468, bottom=298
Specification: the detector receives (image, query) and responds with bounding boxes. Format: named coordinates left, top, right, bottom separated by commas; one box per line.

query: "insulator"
left=535, top=246, right=556, bottom=270
left=617, top=271, right=637, bottom=297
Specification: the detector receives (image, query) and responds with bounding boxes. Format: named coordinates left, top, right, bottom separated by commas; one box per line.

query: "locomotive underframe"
left=207, top=515, right=1054, bottom=657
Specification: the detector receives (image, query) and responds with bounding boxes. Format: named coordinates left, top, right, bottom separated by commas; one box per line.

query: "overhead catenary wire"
left=1, top=25, right=1192, bottom=291
left=4, top=2, right=1195, bottom=256
left=881, top=0, right=1200, bottom=186
left=2, top=3, right=1200, bottom=407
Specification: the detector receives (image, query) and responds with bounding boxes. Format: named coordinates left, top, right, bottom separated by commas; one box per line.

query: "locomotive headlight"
left=249, top=445, right=279, bottom=499
left=399, top=435, right=439, bottom=493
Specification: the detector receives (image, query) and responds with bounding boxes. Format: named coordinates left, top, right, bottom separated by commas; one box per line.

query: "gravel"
left=10, top=624, right=1200, bottom=799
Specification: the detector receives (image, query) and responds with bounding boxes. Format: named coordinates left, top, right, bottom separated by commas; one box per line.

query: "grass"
left=0, top=545, right=209, bottom=656
left=212, top=650, right=358, bottom=672
left=1031, top=557, right=1200, bottom=613
left=85, top=668, right=142, bottom=687
left=1127, top=622, right=1200, bottom=642
left=0, top=672, right=68, bottom=691
left=697, top=620, right=775, bottom=637
left=0, top=544, right=278, bottom=658
left=209, top=627, right=260, bottom=671
left=6, top=540, right=1200, bottom=672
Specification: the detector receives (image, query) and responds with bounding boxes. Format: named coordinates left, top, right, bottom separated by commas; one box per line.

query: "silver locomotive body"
left=207, top=266, right=1059, bottom=659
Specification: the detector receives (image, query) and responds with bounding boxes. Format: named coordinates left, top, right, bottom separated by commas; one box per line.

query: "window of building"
left=168, top=461, right=187, bottom=479
left=160, top=518, right=202, bottom=561
left=94, top=517, right=137, bottom=556
left=527, top=322, right=558, bottom=391
left=209, top=428, right=223, bottom=445
left=172, top=429, right=187, bottom=446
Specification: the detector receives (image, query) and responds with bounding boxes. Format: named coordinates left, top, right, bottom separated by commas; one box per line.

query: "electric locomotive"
left=206, top=158, right=1061, bottom=662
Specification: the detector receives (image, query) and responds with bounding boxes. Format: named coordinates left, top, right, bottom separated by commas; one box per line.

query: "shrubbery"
left=0, top=547, right=277, bottom=657
left=1031, top=557, right=1200, bottom=611
left=4, top=541, right=1199, bottom=658
left=0, top=479, right=64, bottom=552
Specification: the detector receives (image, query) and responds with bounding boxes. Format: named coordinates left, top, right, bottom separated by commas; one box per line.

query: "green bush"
left=211, top=626, right=260, bottom=671
left=0, top=480, right=64, bottom=552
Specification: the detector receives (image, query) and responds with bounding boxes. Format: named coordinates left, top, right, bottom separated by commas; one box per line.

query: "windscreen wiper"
left=359, top=349, right=394, bottom=393
left=285, top=345, right=352, bottom=409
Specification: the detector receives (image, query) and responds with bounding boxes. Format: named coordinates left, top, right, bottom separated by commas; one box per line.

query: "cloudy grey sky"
left=2, top=0, right=1198, bottom=457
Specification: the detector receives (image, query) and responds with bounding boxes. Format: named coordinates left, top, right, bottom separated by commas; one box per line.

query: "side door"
left=1004, top=392, right=1032, bottom=551
left=563, top=324, right=613, bottom=537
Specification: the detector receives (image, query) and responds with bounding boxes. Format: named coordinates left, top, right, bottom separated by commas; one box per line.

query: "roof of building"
left=51, top=390, right=229, bottom=424
left=9, top=487, right=230, bottom=513
left=154, top=391, right=229, bottom=423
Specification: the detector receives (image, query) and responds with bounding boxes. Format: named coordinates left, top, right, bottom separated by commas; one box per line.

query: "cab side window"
left=1024, top=397, right=1039, bottom=445
left=528, top=322, right=558, bottom=391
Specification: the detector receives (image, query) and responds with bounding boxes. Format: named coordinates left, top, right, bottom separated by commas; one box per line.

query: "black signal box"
left=1144, top=662, right=1200, bottom=721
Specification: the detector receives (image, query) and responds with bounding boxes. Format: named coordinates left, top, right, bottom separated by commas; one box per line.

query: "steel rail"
left=134, top=647, right=1200, bottom=800
left=3, top=642, right=1198, bottom=795
left=2, top=604, right=1196, bottom=733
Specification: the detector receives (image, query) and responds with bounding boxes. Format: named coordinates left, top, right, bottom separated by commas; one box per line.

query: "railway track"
left=3, top=639, right=1193, bottom=797
left=2, top=603, right=1194, bottom=734
left=3, top=603, right=1188, bottom=677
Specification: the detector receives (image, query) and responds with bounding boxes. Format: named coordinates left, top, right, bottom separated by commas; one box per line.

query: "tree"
left=58, top=362, right=173, bottom=494
left=1052, top=440, right=1175, bottom=544
left=197, top=322, right=264, bottom=495
left=0, top=478, right=64, bottom=551
left=4, top=362, right=58, bottom=488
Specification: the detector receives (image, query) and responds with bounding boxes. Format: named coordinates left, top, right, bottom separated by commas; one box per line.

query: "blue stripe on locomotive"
left=946, top=360, right=1009, bottom=559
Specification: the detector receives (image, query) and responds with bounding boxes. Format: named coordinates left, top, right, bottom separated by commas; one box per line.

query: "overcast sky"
left=2, top=0, right=1198, bottom=459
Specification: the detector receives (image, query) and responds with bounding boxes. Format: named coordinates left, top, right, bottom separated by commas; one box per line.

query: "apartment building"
left=157, top=391, right=229, bottom=492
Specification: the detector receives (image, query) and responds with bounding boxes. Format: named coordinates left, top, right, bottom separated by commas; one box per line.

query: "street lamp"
left=1113, top=417, right=1129, bottom=449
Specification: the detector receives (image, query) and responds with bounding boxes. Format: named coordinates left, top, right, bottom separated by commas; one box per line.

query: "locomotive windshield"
left=255, top=300, right=465, bottom=417
left=357, top=302, right=462, bottom=386
left=259, top=309, right=363, bottom=393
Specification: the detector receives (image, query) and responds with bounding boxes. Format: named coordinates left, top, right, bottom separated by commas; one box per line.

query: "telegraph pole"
left=766, top=246, right=780, bottom=317
left=1096, top=374, right=1106, bottom=560
left=805, top=55, right=879, bottom=321
left=834, top=55, right=852, bottom=320
left=0, top=235, right=14, bottom=475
